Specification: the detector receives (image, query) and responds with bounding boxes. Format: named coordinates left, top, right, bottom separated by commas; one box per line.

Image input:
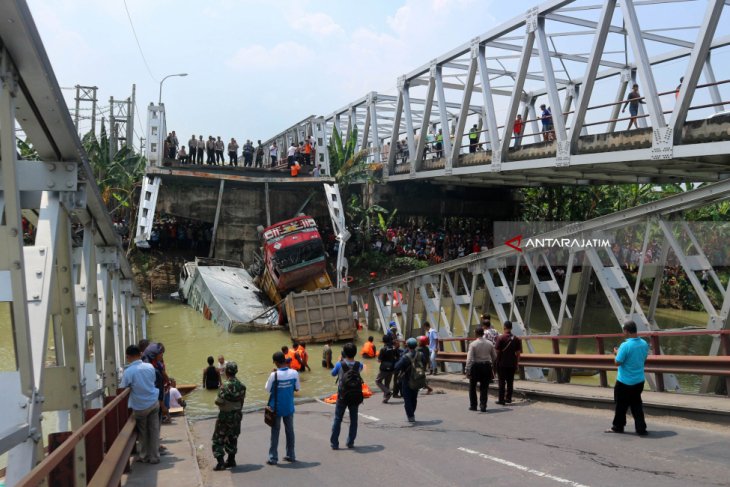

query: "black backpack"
left=339, top=361, right=364, bottom=406
left=408, top=351, right=427, bottom=390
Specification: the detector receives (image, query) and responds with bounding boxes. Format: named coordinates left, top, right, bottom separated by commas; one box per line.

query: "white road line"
left=458, top=447, right=591, bottom=487
left=315, top=398, right=380, bottom=421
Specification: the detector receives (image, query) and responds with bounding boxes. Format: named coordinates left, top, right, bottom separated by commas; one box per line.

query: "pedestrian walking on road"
left=212, top=362, right=246, bottom=471
left=606, top=320, right=649, bottom=436
left=466, top=327, right=496, bottom=412
left=120, top=344, right=160, bottom=464
left=330, top=343, right=364, bottom=449
left=265, top=351, right=300, bottom=465
left=394, top=337, right=428, bottom=422
left=376, top=334, right=397, bottom=402
left=495, top=320, right=522, bottom=405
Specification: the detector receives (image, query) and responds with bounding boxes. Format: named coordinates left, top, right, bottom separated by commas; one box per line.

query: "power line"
left=122, top=0, right=157, bottom=82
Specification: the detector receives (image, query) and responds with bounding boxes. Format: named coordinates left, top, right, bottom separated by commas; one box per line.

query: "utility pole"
left=127, top=84, right=136, bottom=151
left=73, top=85, right=98, bottom=136
left=109, top=96, right=117, bottom=160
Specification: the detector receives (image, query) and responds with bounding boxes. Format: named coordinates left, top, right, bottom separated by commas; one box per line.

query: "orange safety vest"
left=285, top=350, right=302, bottom=370
left=290, top=164, right=300, bottom=177
left=361, top=341, right=376, bottom=358
left=296, top=346, right=308, bottom=366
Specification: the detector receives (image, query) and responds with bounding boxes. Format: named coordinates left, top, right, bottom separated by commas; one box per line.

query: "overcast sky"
left=25, top=0, right=729, bottom=151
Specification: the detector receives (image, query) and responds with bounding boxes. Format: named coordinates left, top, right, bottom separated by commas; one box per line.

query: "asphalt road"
left=191, top=389, right=730, bottom=487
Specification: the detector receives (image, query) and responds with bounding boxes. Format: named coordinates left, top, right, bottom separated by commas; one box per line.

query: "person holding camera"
left=606, top=320, right=649, bottom=436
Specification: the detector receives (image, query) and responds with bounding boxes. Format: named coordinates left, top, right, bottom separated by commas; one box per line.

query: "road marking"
left=458, top=447, right=591, bottom=487
left=315, top=398, right=380, bottom=421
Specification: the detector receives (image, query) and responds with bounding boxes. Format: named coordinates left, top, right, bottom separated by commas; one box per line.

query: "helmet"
left=389, top=321, right=397, bottom=327
left=225, top=361, right=238, bottom=376
left=418, top=336, right=428, bottom=346
left=406, top=337, right=418, bottom=349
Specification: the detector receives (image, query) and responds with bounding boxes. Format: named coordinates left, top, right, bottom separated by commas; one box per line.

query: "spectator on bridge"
left=290, top=160, right=301, bottom=177
left=435, top=129, right=444, bottom=158
left=215, top=136, right=225, bottom=164
left=622, top=84, right=645, bottom=130
left=425, top=321, right=439, bottom=375
left=468, top=124, right=479, bottom=153
left=513, top=114, right=524, bottom=148
left=212, top=362, right=246, bottom=471
left=495, top=320, right=522, bottom=405
left=177, top=145, right=188, bottom=164
left=265, top=351, right=300, bottom=465
left=256, top=140, right=264, bottom=167
left=313, top=164, right=321, bottom=177
left=287, top=142, right=297, bottom=167
left=381, top=141, right=391, bottom=162
left=675, top=77, right=683, bottom=100
left=121, top=344, right=160, bottom=464
left=540, top=105, right=554, bottom=142
left=197, top=135, right=205, bottom=164
left=330, top=342, right=364, bottom=449
left=167, top=131, right=179, bottom=159
left=270, top=142, right=279, bottom=167
left=394, top=337, right=428, bottom=422
left=481, top=315, right=498, bottom=344
left=303, top=138, right=313, bottom=166
left=376, top=334, right=397, bottom=402
left=243, top=140, right=255, bottom=167
left=466, top=327, right=497, bottom=412
left=206, top=136, right=216, bottom=165
left=188, top=135, right=197, bottom=162
left=228, top=138, right=239, bottom=166
left=606, top=320, right=649, bottom=436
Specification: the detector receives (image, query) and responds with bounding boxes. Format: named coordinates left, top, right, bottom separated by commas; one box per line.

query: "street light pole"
left=158, top=73, right=188, bottom=105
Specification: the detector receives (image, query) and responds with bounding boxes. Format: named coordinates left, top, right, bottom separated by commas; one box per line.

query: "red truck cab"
left=262, top=216, right=327, bottom=292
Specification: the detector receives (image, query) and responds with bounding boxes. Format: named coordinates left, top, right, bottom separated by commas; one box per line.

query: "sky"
left=24, top=0, right=730, bottom=152
left=26, top=0, right=508, bottom=150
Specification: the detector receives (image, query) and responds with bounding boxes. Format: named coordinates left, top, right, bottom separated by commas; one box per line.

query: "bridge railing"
left=15, top=389, right=135, bottom=487
left=437, top=330, right=730, bottom=394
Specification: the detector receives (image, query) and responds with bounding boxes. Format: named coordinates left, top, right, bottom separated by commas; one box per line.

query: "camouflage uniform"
left=212, top=376, right=246, bottom=458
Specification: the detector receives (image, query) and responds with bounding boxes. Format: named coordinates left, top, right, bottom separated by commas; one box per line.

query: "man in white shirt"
left=269, top=142, right=278, bottom=167
left=168, top=378, right=186, bottom=409
left=287, top=143, right=297, bottom=167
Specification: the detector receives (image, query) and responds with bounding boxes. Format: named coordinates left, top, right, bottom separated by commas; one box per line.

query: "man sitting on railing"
left=120, top=344, right=161, bottom=464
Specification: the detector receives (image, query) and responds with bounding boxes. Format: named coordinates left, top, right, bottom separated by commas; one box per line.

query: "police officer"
left=212, top=362, right=246, bottom=471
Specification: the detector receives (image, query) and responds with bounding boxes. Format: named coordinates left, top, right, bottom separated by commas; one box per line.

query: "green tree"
left=81, top=120, right=146, bottom=218
left=17, top=137, right=39, bottom=160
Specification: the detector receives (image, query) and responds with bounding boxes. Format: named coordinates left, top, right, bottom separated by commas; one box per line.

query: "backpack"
left=339, top=361, right=364, bottom=406
left=408, top=351, right=427, bottom=390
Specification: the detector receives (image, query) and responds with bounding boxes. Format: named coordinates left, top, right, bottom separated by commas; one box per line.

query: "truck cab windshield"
left=272, top=240, right=325, bottom=271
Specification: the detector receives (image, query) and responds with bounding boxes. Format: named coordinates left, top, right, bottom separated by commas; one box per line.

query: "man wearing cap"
left=212, top=362, right=246, bottom=471
left=394, top=337, right=428, bottom=422
left=376, top=334, right=397, bottom=402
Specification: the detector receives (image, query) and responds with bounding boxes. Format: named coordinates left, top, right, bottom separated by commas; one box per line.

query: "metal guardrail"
left=437, top=330, right=730, bottom=393
left=16, top=389, right=135, bottom=487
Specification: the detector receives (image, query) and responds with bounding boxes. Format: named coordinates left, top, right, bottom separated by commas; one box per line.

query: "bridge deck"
left=146, top=163, right=335, bottom=185
left=123, top=381, right=730, bottom=487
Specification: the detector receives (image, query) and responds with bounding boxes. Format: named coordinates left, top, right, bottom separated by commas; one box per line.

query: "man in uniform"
left=466, top=327, right=496, bottom=412
left=212, top=362, right=246, bottom=471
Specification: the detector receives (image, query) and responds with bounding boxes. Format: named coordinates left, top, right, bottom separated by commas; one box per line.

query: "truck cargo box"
left=285, top=287, right=355, bottom=343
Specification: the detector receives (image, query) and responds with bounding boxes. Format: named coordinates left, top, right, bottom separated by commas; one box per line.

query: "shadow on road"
left=640, top=430, right=678, bottom=439
left=351, top=444, right=385, bottom=454
left=414, top=419, right=443, bottom=426
left=278, top=461, right=321, bottom=469
left=230, top=464, right=264, bottom=473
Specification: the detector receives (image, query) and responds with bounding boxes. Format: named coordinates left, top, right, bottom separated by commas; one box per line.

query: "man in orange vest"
left=290, top=161, right=300, bottom=177
left=295, top=342, right=311, bottom=372
left=282, top=345, right=302, bottom=371
left=360, top=336, right=377, bottom=358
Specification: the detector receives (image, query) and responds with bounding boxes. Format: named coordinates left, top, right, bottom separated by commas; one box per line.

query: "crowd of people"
left=120, top=311, right=651, bottom=473
left=147, top=216, right=213, bottom=254
left=366, top=220, right=494, bottom=264
left=162, top=130, right=322, bottom=174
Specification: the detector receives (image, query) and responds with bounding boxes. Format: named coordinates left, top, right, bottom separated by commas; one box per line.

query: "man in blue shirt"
left=265, top=351, right=300, bottom=465
left=606, top=320, right=649, bottom=436
left=330, top=343, right=364, bottom=450
left=120, top=344, right=161, bottom=463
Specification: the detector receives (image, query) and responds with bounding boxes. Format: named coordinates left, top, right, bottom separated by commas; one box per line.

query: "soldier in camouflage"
left=212, top=361, right=246, bottom=471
